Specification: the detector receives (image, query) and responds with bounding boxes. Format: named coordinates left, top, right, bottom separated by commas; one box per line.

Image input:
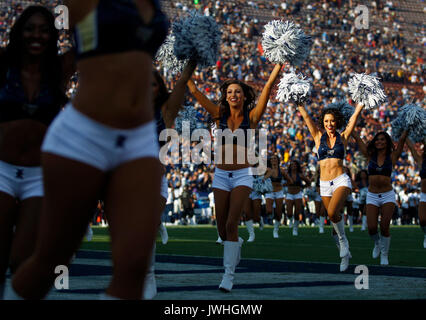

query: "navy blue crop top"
left=288, top=172, right=302, bottom=187
left=317, top=132, right=345, bottom=161
left=420, top=157, right=426, bottom=180
left=73, top=0, right=169, bottom=60
left=270, top=168, right=282, bottom=183
left=0, top=68, right=66, bottom=126
left=368, top=154, right=392, bottom=177
left=217, top=108, right=251, bottom=145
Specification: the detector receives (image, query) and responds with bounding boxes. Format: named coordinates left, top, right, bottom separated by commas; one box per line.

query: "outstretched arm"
left=342, top=103, right=364, bottom=142
left=297, top=104, right=322, bottom=147
left=249, top=64, right=283, bottom=126
left=392, top=130, right=408, bottom=165
left=406, top=138, right=422, bottom=165
left=187, top=79, right=220, bottom=119
left=162, top=59, right=197, bottom=128
left=351, top=130, right=369, bottom=158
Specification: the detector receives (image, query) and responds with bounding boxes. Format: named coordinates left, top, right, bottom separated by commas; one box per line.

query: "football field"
left=8, top=225, right=424, bottom=300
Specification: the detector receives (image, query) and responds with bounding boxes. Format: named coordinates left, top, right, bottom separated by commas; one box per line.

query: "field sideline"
left=81, top=225, right=426, bottom=268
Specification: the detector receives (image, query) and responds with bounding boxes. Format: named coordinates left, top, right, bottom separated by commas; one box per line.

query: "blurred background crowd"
left=1, top=0, right=424, bottom=227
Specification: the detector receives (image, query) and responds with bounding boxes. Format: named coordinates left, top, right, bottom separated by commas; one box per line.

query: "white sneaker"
left=292, top=228, right=298, bottom=236
left=340, top=251, right=352, bottom=272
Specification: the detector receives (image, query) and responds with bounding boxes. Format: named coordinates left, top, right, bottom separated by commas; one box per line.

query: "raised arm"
left=342, top=103, right=364, bottom=142
left=392, top=130, right=408, bottom=165
left=297, top=104, right=322, bottom=146
left=351, top=130, right=368, bottom=158
left=187, top=79, right=220, bottom=119
left=249, top=64, right=283, bottom=126
left=162, top=59, right=197, bottom=128
left=406, top=138, right=422, bottom=165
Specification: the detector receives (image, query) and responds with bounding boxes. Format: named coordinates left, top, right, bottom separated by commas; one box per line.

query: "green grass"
left=80, top=225, right=426, bottom=268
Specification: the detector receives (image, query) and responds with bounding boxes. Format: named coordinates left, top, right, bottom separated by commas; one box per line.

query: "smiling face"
left=22, top=12, right=51, bottom=56
left=323, top=113, right=337, bottom=134
left=226, top=83, right=245, bottom=109
left=374, top=133, right=387, bottom=150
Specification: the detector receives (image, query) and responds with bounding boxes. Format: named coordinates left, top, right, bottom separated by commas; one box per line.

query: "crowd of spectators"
left=1, top=0, right=425, bottom=226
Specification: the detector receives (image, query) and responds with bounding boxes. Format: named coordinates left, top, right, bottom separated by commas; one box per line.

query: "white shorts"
left=250, top=191, right=262, bottom=200
left=160, top=175, right=168, bottom=200
left=286, top=191, right=303, bottom=200
left=212, top=167, right=253, bottom=192
left=42, top=103, right=159, bottom=171
left=0, top=160, right=43, bottom=200
left=265, top=190, right=284, bottom=200
left=320, top=173, right=352, bottom=197
left=421, top=193, right=426, bottom=203
left=366, top=190, right=397, bottom=207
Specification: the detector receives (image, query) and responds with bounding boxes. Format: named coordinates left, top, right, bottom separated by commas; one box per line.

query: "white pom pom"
left=172, top=11, right=221, bottom=68
left=253, top=177, right=273, bottom=194
left=348, top=73, right=387, bottom=109
left=155, top=34, right=188, bottom=74
left=276, top=72, right=312, bottom=104
left=174, top=105, right=200, bottom=133
left=324, top=101, right=355, bottom=128
left=261, top=20, right=312, bottom=66
left=391, top=103, right=426, bottom=142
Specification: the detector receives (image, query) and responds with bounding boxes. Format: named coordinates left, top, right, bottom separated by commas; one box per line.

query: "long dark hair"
left=288, top=160, right=302, bottom=175
left=153, top=70, right=169, bottom=111
left=216, top=79, right=256, bottom=120
left=267, top=154, right=280, bottom=168
left=367, top=131, right=394, bottom=157
left=0, top=6, right=62, bottom=89
left=318, top=108, right=345, bottom=131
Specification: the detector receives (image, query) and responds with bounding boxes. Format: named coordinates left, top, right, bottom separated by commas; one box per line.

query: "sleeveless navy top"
left=420, top=157, right=426, bottom=180
left=73, top=0, right=169, bottom=60
left=368, top=154, right=392, bottom=177
left=317, top=132, right=345, bottom=161
left=217, top=107, right=251, bottom=145
left=270, top=168, right=282, bottom=183
left=288, top=172, right=302, bottom=187
left=0, top=68, right=65, bottom=126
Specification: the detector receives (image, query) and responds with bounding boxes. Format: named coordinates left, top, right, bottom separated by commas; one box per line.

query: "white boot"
left=370, top=233, right=381, bottom=259
left=348, top=215, right=354, bottom=232
left=259, top=217, right=264, bottom=230
left=219, top=241, right=241, bottom=292
left=333, top=234, right=351, bottom=272
left=245, top=220, right=255, bottom=242
left=361, top=216, right=367, bottom=231
left=85, top=225, right=93, bottom=241
left=143, top=244, right=157, bottom=300
left=332, top=219, right=349, bottom=258
left=319, top=216, right=325, bottom=233
left=159, top=223, right=168, bottom=245
left=292, top=220, right=299, bottom=236
left=273, top=220, right=280, bottom=238
left=380, top=236, right=391, bottom=265
left=288, top=217, right=293, bottom=228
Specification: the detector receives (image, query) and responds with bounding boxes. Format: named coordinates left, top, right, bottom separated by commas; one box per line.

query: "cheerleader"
left=285, top=160, right=311, bottom=236
left=352, top=130, right=408, bottom=265
left=187, top=62, right=283, bottom=292
left=7, top=0, right=169, bottom=300
left=355, top=170, right=369, bottom=231
left=297, top=102, right=365, bottom=272
left=264, top=154, right=292, bottom=238
left=143, top=61, right=197, bottom=299
left=406, top=139, right=426, bottom=248
left=0, top=6, right=72, bottom=299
